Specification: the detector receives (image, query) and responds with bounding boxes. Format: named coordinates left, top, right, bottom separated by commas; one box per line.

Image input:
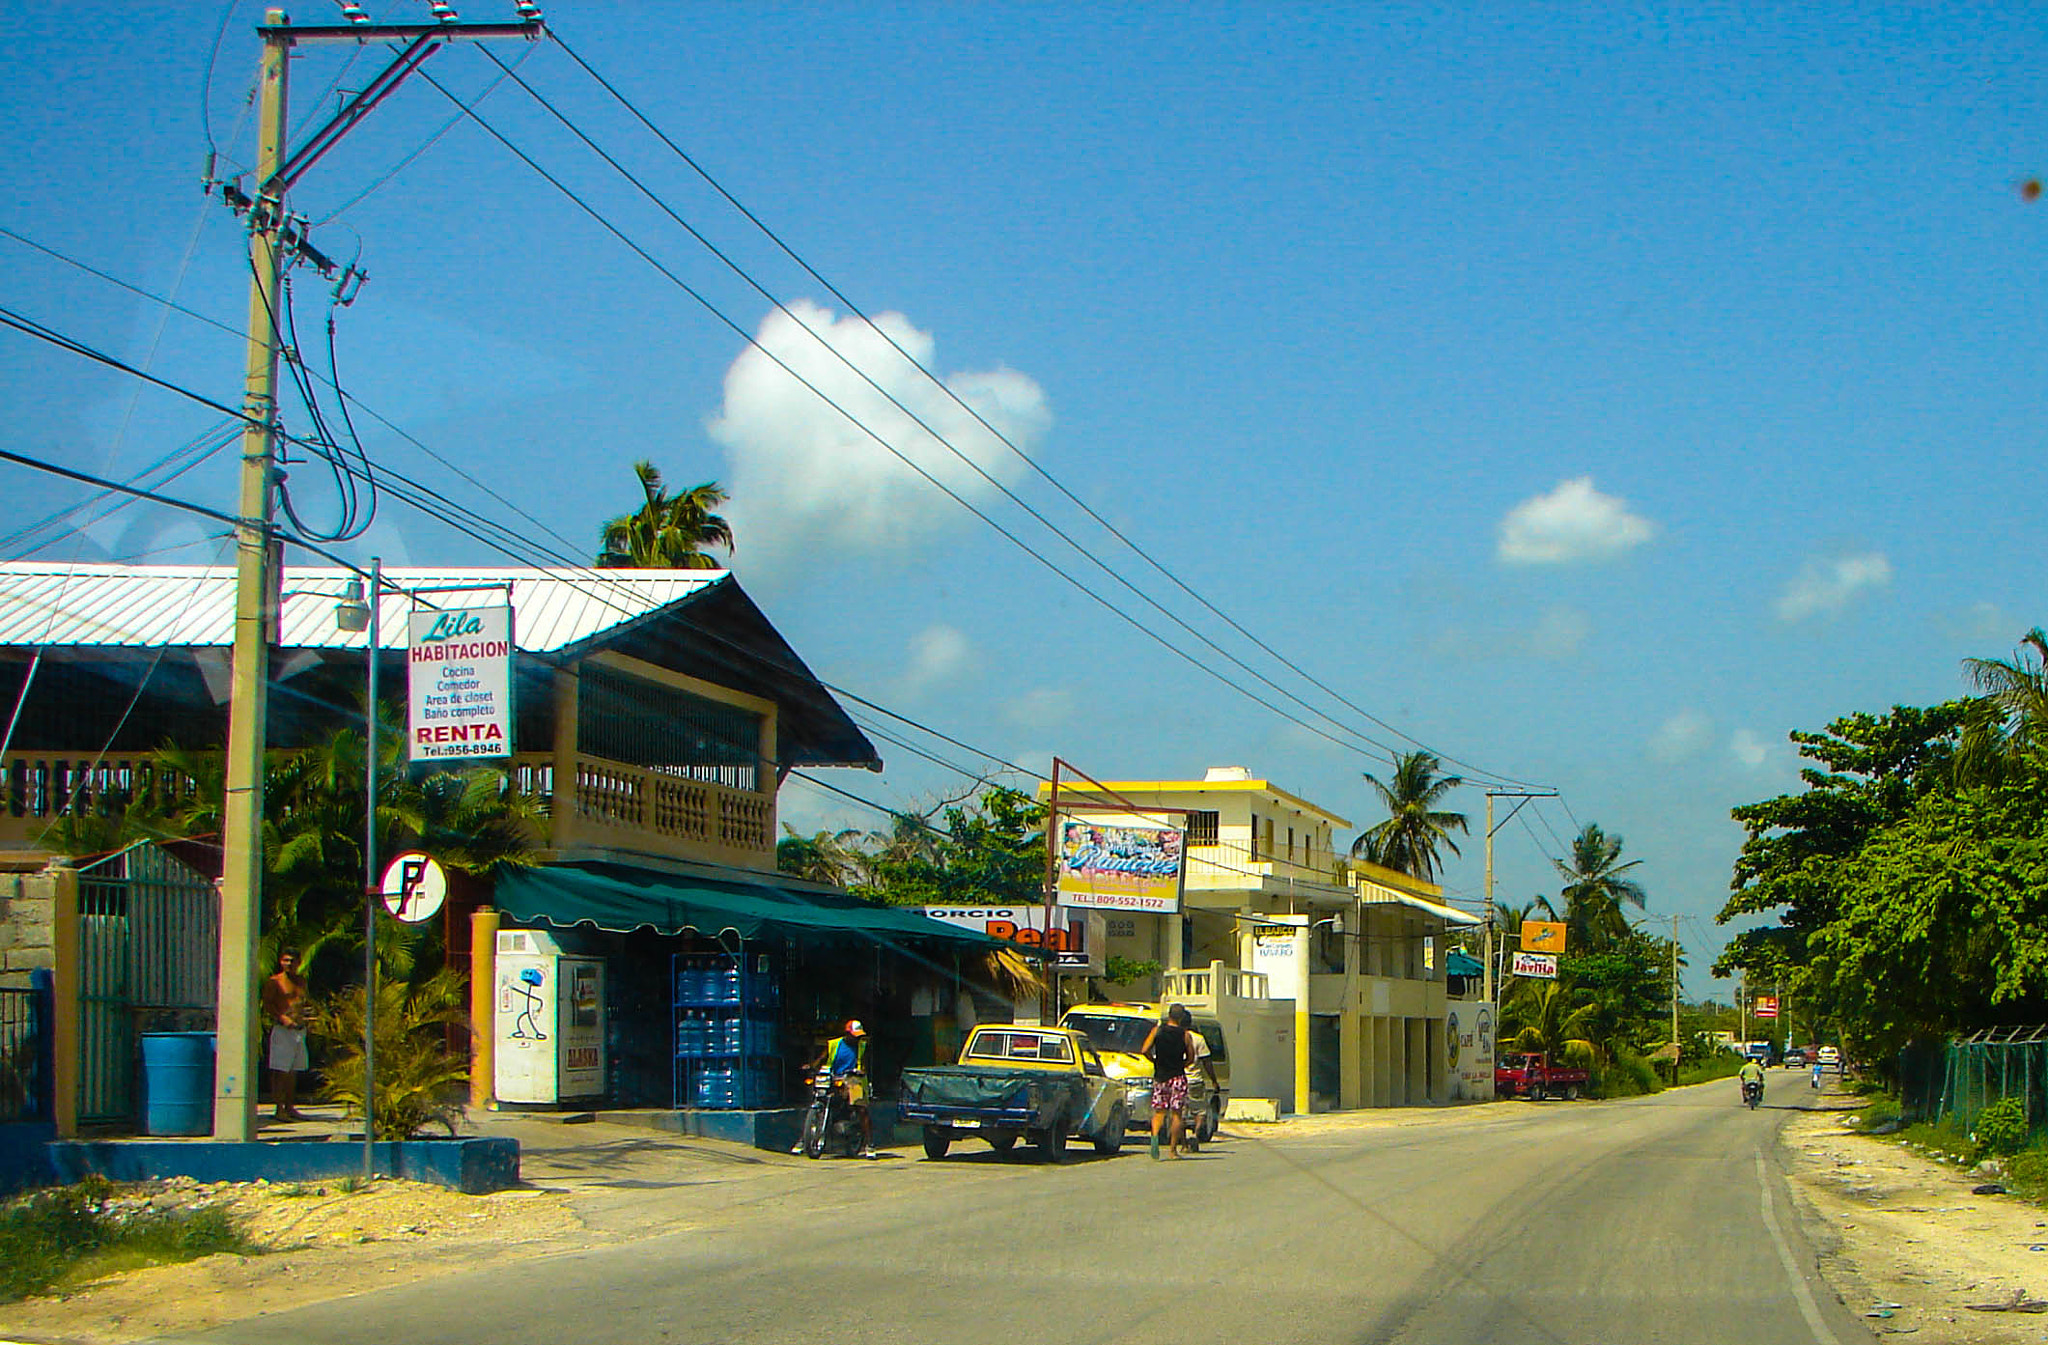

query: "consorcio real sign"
left=1053, top=811, right=1186, bottom=914
left=408, top=606, right=514, bottom=762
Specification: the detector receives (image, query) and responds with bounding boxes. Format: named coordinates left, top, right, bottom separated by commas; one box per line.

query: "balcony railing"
left=512, top=751, right=774, bottom=867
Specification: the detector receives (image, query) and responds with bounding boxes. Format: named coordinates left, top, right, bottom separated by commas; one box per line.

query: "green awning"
left=493, top=861, right=1026, bottom=951
left=1446, top=948, right=1484, bottom=978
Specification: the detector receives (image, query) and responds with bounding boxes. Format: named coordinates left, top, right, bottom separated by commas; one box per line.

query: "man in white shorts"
left=260, top=950, right=310, bottom=1120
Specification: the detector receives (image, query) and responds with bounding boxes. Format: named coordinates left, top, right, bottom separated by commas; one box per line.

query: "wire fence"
left=1900, top=1026, right=2048, bottom=1133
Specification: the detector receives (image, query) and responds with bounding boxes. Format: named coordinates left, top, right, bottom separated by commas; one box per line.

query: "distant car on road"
left=1782, top=1047, right=1808, bottom=1067
left=1817, top=1045, right=1841, bottom=1066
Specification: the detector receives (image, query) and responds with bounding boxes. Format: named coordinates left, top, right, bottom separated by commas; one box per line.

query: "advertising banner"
left=1521, top=920, right=1568, bottom=954
left=918, top=905, right=1103, bottom=973
left=1753, top=994, right=1779, bottom=1019
left=1511, top=950, right=1558, bottom=980
left=1248, top=918, right=1307, bottom=1003
left=408, top=605, right=514, bottom=762
left=1054, top=811, right=1186, bottom=913
left=1446, top=1002, right=1496, bottom=1101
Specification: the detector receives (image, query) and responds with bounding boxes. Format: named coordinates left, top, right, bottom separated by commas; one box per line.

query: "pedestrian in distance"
left=1142, top=1003, right=1199, bottom=1159
left=260, top=949, right=309, bottom=1121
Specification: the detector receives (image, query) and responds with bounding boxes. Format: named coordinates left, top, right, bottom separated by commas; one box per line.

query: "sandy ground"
left=1784, top=1099, right=2048, bottom=1343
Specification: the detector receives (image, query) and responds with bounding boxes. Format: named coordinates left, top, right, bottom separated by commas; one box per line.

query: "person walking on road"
left=1142, top=1003, right=1199, bottom=1159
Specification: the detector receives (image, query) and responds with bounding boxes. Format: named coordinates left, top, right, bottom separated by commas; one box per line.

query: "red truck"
left=1495, top=1052, right=1589, bottom=1101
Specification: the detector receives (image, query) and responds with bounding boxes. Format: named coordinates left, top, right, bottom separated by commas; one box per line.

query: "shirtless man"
left=260, top=951, right=310, bottom=1120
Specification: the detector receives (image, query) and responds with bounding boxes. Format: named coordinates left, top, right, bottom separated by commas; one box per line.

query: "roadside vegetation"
left=0, top=1178, right=256, bottom=1303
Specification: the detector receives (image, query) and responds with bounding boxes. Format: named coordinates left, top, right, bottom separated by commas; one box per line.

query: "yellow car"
left=1058, top=1003, right=1230, bottom=1146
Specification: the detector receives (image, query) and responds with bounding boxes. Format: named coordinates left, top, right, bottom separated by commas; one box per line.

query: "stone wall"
left=1, top=869, right=56, bottom=989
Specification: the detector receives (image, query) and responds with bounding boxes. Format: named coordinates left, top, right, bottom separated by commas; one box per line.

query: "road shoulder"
left=1784, top=1102, right=2048, bottom=1343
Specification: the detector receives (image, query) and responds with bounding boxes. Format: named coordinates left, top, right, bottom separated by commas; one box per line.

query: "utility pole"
left=1481, top=789, right=1556, bottom=1006
left=1670, top=912, right=1680, bottom=1083
left=213, top=8, right=291, bottom=1142
left=209, top=5, right=543, bottom=1142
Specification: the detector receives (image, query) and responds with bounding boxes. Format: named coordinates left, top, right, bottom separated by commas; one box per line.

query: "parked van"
left=1059, top=1003, right=1232, bottom=1145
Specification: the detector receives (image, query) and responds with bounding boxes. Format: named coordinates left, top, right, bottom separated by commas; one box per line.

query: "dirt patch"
left=1786, top=1107, right=2048, bottom=1342
left=0, top=1177, right=597, bottom=1345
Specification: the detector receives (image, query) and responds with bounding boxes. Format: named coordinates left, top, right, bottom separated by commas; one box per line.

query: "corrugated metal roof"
left=0, top=563, right=726, bottom=652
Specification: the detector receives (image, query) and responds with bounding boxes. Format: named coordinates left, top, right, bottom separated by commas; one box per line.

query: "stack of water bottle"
left=673, top=954, right=778, bottom=1109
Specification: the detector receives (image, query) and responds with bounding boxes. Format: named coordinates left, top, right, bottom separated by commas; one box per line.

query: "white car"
left=1817, top=1046, right=1841, bottom=1065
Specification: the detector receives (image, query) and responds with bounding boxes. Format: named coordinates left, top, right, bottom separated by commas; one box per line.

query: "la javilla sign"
left=408, top=606, right=514, bottom=762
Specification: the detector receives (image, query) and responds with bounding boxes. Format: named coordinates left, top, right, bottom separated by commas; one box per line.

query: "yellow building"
left=1045, top=766, right=1478, bottom=1111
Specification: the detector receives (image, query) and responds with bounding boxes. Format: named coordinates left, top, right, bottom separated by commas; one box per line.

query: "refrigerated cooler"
left=495, top=927, right=606, bottom=1105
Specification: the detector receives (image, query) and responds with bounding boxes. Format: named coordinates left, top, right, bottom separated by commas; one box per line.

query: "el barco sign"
left=408, top=606, right=514, bottom=762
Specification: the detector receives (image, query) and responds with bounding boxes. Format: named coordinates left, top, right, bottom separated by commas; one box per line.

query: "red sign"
left=1753, top=995, right=1779, bottom=1020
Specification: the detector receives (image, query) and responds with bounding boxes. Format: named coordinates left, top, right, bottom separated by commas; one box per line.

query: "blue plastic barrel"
left=139, top=1031, right=215, bottom=1136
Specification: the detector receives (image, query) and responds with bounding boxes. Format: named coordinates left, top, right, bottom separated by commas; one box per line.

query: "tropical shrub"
left=1975, top=1095, right=2031, bottom=1156
left=308, top=969, right=470, bottom=1140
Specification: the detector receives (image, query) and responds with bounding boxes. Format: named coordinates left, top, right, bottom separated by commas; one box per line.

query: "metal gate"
left=76, top=844, right=218, bottom=1126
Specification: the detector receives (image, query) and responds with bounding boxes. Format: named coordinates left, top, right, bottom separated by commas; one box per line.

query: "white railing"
left=1163, top=960, right=1272, bottom=1003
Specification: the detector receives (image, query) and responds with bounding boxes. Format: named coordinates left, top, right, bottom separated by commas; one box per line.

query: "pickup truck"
left=898, top=1025, right=1129, bottom=1161
left=1495, top=1051, right=1589, bottom=1101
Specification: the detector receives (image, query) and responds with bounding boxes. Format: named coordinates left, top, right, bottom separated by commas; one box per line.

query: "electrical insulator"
left=514, top=0, right=542, bottom=18
left=429, top=1, right=458, bottom=21
left=338, top=1, right=371, bottom=22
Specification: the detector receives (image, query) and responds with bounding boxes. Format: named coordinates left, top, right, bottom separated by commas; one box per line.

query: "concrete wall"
left=0, top=868, right=56, bottom=990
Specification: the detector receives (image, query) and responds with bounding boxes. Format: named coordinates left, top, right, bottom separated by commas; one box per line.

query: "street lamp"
left=334, top=561, right=380, bottom=1182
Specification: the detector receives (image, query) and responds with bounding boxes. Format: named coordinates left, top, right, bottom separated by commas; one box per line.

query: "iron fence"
left=0, top=984, right=44, bottom=1123
left=1901, top=1025, right=2048, bottom=1134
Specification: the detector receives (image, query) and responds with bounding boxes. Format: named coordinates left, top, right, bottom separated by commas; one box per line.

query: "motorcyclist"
left=1738, top=1056, right=1766, bottom=1105
left=805, top=1019, right=876, bottom=1158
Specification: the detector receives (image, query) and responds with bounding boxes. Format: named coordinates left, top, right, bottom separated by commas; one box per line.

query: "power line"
left=546, top=28, right=1548, bottom=794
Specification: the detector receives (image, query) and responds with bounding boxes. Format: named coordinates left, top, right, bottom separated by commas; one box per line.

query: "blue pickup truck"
left=897, top=1025, right=1129, bottom=1162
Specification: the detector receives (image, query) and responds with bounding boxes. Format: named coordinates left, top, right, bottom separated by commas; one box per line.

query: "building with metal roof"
left=0, top=563, right=879, bottom=870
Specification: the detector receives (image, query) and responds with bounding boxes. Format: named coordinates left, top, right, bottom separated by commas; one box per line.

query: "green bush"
left=1677, top=1050, right=1746, bottom=1087
left=1593, top=1048, right=1663, bottom=1099
left=2005, top=1147, right=2048, bottom=1201
left=1852, top=1095, right=1901, bottom=1130
left=1975, top=1095, right=2031, bottom=1157
left=0, top=1180, right=253, bottom=1303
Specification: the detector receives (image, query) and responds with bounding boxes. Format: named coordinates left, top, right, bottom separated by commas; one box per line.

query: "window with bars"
left=577, top=665, right=763, bottom=791
left=1188, top=810, right=1219, bottom=846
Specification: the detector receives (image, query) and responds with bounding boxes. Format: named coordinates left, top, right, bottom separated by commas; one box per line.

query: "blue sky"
left=5, top=4, right=2047, bottom=993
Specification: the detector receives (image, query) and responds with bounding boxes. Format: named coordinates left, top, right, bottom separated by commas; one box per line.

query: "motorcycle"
left=1742, top=1078, right=1764, bottom=1110
left=797, top=1069, right=866, bottom=1158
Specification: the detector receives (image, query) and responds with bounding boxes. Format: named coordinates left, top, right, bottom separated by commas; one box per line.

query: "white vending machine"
left=494, top=927, right=607, bottom=1105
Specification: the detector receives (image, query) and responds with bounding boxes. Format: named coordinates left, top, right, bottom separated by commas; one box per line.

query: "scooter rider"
left=809, top=1019, right=876, bottom=1158
left=1738, top=1056, right=1766, bottom=1105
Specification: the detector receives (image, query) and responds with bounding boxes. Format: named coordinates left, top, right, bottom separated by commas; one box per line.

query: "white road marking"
left=1756, top=1147, right=1842, bottom=1345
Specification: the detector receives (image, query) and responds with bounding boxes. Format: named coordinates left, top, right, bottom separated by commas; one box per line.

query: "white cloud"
left=902, top=623, right=973, bottom=694
left=1648, top=710, right=1713, bottom=763
left=1522, top=605, right=1591, bottom=660
left=1497, top=477, right=1656, bottom=566
left=1730, top=729, right=1770, bottom=770
left=1774, top=552, right=1892, bottom=622
left=1946, top=601, right=2015, bottom=644
left=1004, top=687, right=1073, bottom=730
left=711, top=301, right=1051, bottom=571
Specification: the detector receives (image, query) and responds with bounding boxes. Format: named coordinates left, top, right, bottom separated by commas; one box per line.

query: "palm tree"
left=1958, top=628, right=2048, bottom=782
left=1501, top=979, right=1598, bottom=1067
left=1349, top=751, right=1469, bottom=883
left=596, top=461, right=734, bottom=569
left=777, top=825, right=876, bottom=889
left=1553, top=822, right=1647, bottom=950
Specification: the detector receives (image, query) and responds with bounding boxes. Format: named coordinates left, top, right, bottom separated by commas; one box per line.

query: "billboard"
left=1521, top=920, right=1567, bottom=954
left=918, top=905, right=1102, bottom=973
left=1447, top=1002, right=1496, bottom=1101
left=1511, top=950, right=1558, bottom=980
left=1753, top=995, right=1779, bottom=1020
left=408, top=605, right=514, bottom=762
left=1054, top=811, right=1186, bottom=913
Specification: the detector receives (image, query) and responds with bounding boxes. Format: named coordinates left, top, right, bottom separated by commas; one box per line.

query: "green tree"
left=1959, top=629, right=2048, bottom=783
left=857, top=787, right=1047, bottom=908
left=1501, top=979, right=1598, bottom=1067
left=1349, top=751, right=1468, bottom=883
left=1553, top=822, right=1646, bottom=951
left=776, top=825, right=878, bottom=888
left=595, top=461, right=734, bottom=569
left=1715, top=703, right=1969, bottom=978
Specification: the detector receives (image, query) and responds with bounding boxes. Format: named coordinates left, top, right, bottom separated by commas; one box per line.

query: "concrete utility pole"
left=210, top=5, right=543, bottom=1141
left=1481, top=789, right=1557, bottom=1006
left=213, top=9, right=291, bottom=1141
left=1670, top=913, right=1680, bottom=1083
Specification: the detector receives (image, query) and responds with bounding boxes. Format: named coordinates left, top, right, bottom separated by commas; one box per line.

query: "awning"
left=493, top=861, right=1025, bottom=951
left=1357, top=883, right=1482, bottom=928
left=1446, top=948, right=1484, bottom=978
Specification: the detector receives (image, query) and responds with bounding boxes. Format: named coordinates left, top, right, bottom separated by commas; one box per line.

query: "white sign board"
left=1248, top=918, right=1308, bottom=1003
left=379, top=851, right=447, bottom=924
left=1511, top=950, right=1558, bottom=980
left=408, top=606, right=514, bottom=762
left=1446, top=1002, right=1495, bottom=1101
left=918, top=906, right=1103, bottom=973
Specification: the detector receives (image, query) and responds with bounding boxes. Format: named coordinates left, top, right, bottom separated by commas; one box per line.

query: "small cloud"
left=1649, top=710, right=1713, bottom=763
left=1004, top=687, right=1073, bottom=729
left=902, top=623, right=973, bottom=694
left=1521, top=606, right=1590, bottom=660
left=1774, top=552, right=1891, bottom=622
left=1497, top=478, right=1656, bottom=566
left=1945, top=601, right=2016, bottom=645
left=1730, top=729, right=1770, bottom=770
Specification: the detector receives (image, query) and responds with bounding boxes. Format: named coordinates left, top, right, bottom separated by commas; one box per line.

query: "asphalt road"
left=163, top=1080, right=1864, bottom=1345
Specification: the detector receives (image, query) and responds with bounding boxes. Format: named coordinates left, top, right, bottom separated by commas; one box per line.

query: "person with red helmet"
left=805, top=1019, right=875, bottom=1158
